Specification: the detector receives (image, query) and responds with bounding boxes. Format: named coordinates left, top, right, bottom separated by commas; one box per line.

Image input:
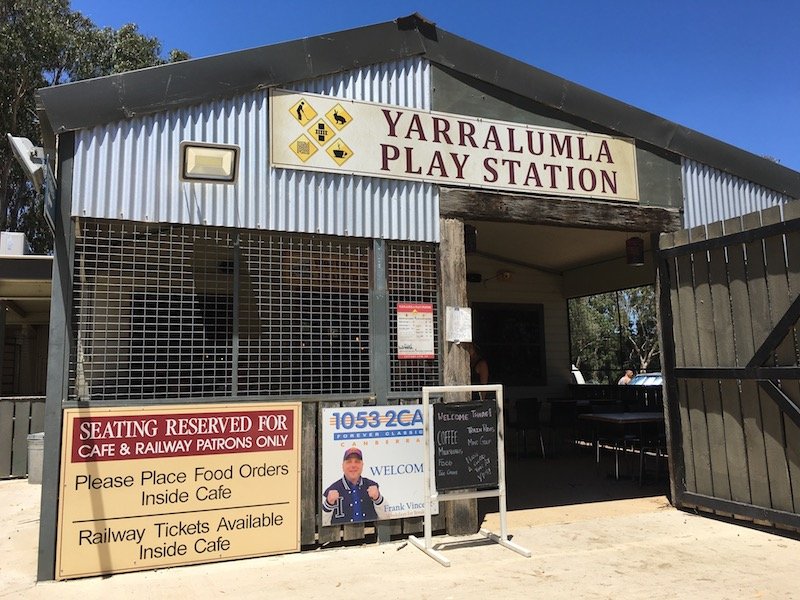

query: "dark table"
left=578, top=412, right=664, bottom=479
left=578, top=412, right=663, bottom=426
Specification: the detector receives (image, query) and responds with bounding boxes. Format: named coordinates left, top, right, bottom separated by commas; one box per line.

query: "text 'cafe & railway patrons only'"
left=56, top=403, right=301, bottom=580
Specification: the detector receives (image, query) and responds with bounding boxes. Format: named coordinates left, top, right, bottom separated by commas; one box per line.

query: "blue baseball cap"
left=343, top=447, right=363, bottom=460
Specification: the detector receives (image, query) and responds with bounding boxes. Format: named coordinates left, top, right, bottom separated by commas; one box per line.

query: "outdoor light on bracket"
left=7, top=133, right=57, bottom=232
left=626, top=236, right=645, bottom=266
left=7, top=133, right=44, bottom=192
left=180, top=141, right=240, bottom=183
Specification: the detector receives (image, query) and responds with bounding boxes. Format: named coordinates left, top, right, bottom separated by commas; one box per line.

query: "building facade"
left=33, top=14, right=800, bottom=580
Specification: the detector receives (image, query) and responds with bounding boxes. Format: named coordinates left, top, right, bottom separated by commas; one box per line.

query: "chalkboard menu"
left=432, top=400, right=499, bottom=491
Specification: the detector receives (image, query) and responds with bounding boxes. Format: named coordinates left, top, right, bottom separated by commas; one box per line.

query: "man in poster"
left=322, top=447, right=387, bottom=525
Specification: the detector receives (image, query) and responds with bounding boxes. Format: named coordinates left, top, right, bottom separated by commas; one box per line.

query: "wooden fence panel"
left=317, top=401, right=343, bottom=544
left=723, top=216, right=771, bottom=509
left=0, top=397, right=45, bottom=478
left=759, top=208, right=795, bottom=513
left=707, top=221, right=750, bottom=505
left=669, top=229, right=697, bottom=491
left=30, top=400, right=45, bottom=433
left=741, top=213, right=791, bottom=510
left=664, top=205, right=800, bottom=529
left=0, top=399, right=13, bottom=477
left=678, top=226, right=713, bottom=494
left=781, top=202, right=800, bottom=512
left=10, top=400, right=31, bottom=477
left=693, top=224, right=731, bottom=501
left=300, top=401, right=318, bottom=546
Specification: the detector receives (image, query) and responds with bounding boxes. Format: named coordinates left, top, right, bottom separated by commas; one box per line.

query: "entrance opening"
left=464, top=220, right=669, bottom=517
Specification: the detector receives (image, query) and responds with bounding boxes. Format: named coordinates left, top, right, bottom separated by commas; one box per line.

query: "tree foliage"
left=569, top=285, right=660, bottom=383
left=618, top=285, right=660, bottom=373
left=1, top=0, right=187, bottom=253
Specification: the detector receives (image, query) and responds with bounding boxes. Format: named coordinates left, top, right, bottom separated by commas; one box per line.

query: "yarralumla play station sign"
left=270, top=89, right=639, bottom=202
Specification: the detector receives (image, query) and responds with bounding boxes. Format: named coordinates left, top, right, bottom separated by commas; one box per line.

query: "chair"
left=638, top=422, right=668, bottom=485
left=508, top=398, right=545, bottom=458
left=590, top=405, right=637, bottom=479
left=596, top=429, right=637, bottom=479
left=543, top=399, right=578, bottom=456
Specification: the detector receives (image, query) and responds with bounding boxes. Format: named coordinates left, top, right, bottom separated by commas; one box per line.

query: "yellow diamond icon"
left=289, top=134, right=318, bottom=162
left=308, top=119, right=335, bottom=146
left=290, top=98, right=317, bottom=126
left=325, top=104, right=352, bottom=131
left=327, top=140, right=353, bottom=166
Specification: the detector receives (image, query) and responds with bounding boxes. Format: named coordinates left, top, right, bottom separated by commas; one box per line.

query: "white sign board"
left=320, top=405, right=437, bottom=526
left=270, top=89, right=640, bottom=202
left=445, top=306, right=472, bottom=343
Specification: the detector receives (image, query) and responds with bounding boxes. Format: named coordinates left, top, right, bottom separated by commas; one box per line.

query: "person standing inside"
left=464, top=342, right=489, bottom=399
left=618, top=369, right=634, bottom=385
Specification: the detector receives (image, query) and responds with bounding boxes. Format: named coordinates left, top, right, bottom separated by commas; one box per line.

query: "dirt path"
left=3, top=480, right=799, bottom=599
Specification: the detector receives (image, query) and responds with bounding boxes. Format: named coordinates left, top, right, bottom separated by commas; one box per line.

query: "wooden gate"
left=658, top=202, right=800, bottom=530
left=0, top=396, right=45, bottom=478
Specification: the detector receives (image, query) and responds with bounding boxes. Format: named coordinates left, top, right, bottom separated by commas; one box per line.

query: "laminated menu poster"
left=433, top=400, right=499, bottom=491
left=55, top=403, right=301, bottom=580
left=396, top=302, right=435, bottom=359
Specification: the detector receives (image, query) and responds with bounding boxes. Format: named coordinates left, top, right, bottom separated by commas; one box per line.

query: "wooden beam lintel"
left=440, top=187, right=683, bottom=233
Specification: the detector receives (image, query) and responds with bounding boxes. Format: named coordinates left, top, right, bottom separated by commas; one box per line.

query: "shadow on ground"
left=478, top=444, right=669, bottom=522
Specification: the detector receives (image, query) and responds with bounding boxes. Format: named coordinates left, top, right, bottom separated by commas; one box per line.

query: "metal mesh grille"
left=238, top=233, right=371, bottom=396
left=70, top=220, right=373, bottom=401
left=71, top=221, right=235, bottom=401
left=388, top=242, right=440, bottom=393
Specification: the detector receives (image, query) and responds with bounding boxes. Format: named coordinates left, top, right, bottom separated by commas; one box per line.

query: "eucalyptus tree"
left=569, top=285, right=660, bottom=383
left=1, top=0, right=187, bottom=252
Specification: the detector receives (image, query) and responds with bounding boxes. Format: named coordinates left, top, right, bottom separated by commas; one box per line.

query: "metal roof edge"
left=419, top=27, right=800, bottom=198
left=36, top=17, right=429, bottom=134
left=35, top=13, right=800, bottom=198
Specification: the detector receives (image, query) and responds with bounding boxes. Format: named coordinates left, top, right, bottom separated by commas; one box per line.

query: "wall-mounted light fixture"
left=626, top=236, right=645, bottom=266
left=7, top=134, right=44, bottom=191
left=180, top=141, right=239, bottom=183
left=7, top=133, right=57, bottom=232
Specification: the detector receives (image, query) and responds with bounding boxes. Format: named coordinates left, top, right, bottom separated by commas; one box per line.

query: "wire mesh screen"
left=71, top=221, right=236, bottom=401
left=388, top=242, right=440, bottom=393
left=238, top=233, right=371, bottom=396
left=70, top=220, right=374, bottom=401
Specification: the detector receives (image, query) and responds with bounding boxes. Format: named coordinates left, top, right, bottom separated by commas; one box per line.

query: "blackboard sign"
left=432, top=400, right=499, bottom=491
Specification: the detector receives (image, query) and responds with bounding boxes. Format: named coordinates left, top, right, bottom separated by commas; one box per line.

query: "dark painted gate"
left=658, top=202, right=800, bottom=530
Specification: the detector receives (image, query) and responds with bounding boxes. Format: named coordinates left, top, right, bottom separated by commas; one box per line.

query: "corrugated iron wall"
left=682, top=158, right=796, bottom=228
left=71, top=58, right=438, bottom=242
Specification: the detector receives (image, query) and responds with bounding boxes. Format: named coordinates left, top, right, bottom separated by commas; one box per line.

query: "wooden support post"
left=439, top=217, right=478, bottom=535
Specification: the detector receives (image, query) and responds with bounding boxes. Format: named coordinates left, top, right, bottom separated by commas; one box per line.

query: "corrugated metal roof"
left=682, top=158, right=796, bottom=228
left=37, top=14, right=800, bottom=198
left=71, top=60, right=439, bottom=242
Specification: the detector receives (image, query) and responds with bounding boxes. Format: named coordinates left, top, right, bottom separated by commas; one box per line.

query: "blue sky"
left=70, top=0, right=800, bottom=172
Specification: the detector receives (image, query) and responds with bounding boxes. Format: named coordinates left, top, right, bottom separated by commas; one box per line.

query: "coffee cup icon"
left=333, top=148, right=347, bottom=158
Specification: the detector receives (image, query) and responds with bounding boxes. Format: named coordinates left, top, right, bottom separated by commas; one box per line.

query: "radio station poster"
left=321, top=405, right=437, bottom=525
left=396, top=302, right=435, bottom=359
left=56, top=402, right=301, bottom=580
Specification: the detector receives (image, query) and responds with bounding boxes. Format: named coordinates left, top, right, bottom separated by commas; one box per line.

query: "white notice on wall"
left=445, top=306, right=472, bottom=343
left=397, top=302, right=435, bottom=359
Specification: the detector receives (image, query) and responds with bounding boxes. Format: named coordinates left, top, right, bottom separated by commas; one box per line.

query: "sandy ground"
left=3, top=478, right=800, bottom=599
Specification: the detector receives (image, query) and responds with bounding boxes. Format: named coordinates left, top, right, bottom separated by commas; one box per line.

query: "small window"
left=472, top=303, right=546, bottom=386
